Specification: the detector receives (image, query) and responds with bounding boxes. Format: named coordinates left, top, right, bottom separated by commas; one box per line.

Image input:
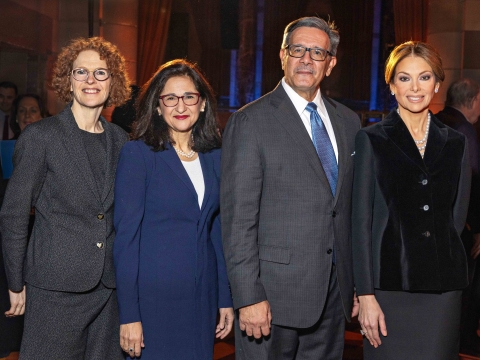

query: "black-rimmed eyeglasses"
left=71, top=68, right=111, bottom=82
left=285, top=45, right=332, bottom=61
left=159, top=93, right=201, bottom=107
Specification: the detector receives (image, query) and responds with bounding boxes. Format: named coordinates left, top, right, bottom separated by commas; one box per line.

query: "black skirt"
left=363, top=289, right=462, bottom=360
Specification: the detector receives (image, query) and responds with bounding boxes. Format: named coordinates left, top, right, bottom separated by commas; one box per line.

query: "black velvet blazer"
left=352, top=110, right=471, bottom=295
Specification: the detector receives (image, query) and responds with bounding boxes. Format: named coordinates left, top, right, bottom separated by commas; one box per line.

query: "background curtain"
left=393, top=0, right=427, bottom=43
left=137, top=0, right=172, bottom=87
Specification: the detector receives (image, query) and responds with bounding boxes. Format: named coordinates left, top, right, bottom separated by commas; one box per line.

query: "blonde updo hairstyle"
left=385, top=41, right=445, bottom=85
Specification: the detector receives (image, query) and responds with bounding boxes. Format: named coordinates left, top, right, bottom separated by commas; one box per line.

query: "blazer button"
left=97, top=213, right=105, bottom=220
left=422, top=179, right=428, bottom=185
left=327, top=249, right=333, bottom=254
left=96, top=242, right=104, bottom=249
left=423, top=231, right=431, bottom=237
left=331, top=211, right=336, bottom=218
left=423, top=205, right=429, bottom=211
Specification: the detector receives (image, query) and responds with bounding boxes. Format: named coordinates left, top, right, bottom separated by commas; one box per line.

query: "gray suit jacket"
left=1, top=105, right=128, bottom=292
left=221, top=82, right=360, bottom=328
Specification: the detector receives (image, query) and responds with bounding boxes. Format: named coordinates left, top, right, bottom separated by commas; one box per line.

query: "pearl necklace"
left=174, top=146, right=196, bottom=158
left=397, top=108, right=431, bottom=158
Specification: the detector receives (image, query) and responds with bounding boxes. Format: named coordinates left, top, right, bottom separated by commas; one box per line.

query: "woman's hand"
left=5, top=286, right=26, bottom=317
left=216, top=307, right=234, bottom=339
left=120, top=322, right=144, bottom=358
left=358, top=294, right=387, bottom=348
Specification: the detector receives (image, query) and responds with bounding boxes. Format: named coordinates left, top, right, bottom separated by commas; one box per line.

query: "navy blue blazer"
left=114, top=140, right=232, bottom=359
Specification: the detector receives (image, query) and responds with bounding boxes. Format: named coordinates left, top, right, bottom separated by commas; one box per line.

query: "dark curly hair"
left=52, top=37, right=130, bottom=107
left=132, top=59, right=221, bottom=152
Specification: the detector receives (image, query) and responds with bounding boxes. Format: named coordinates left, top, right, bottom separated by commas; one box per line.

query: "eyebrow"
left=396, top=70, right=433, bottom=76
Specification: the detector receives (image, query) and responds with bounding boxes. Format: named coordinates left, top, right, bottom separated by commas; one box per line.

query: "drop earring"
left=435, top=88, right=438, bottom=93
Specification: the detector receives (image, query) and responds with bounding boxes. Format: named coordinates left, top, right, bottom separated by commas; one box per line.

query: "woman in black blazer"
left=352, top=41, right=471, bottom=360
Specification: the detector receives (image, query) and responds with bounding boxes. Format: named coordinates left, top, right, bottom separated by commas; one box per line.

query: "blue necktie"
left=306, top=102, right=338, bottom=196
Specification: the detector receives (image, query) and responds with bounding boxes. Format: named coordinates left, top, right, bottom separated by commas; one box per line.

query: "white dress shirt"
left=181, top=157, right=205, bottom=208
left=281, top=78, right=338, bottom=162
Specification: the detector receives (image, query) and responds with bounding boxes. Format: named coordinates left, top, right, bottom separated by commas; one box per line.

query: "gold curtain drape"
left=393, top=0, right=427, bottom=44
left=137, top=0, right=173, bottom=87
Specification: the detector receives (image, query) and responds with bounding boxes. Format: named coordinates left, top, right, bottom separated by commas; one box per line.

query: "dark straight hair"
left=132, top=59, right=221, bottom=152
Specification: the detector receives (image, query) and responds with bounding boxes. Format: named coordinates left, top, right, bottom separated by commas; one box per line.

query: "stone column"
left=427, top=0, right=480, bottom=113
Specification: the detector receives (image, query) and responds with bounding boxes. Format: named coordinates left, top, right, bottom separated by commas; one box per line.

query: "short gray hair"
left=281, top=17, right=340, bottom=56
left=446, top=78, right=480, bottom=109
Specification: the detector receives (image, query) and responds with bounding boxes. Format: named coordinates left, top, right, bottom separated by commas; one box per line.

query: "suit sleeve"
left=114, top=141, right=147, bottom=324
left=220, top=111, right=266, bottom=310
left=351, top=130, right=376, bottom=295
left=453, top=137, right=471, bottom=235
left=0, top=125, right=47, bottom=291
left=209, top=149, right=233, bottom=308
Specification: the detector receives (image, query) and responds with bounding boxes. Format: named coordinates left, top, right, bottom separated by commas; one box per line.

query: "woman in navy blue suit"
left=114, top=59, right=234, bottom=359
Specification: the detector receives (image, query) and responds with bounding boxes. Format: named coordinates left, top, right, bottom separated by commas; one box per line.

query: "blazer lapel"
left=323, top=96, right=347, bottom=205
left=101, top=119, right=122, bottom=202
left=198, top=152, right=214, bottom=211
left=269, top=83, right=332, bottom=192
left=60, top=106, right=102, bottom=202
left=382, top=110, right=428, bottom=172
left=423, top=115, right=448, bottom=168
left=159, top=144, right=198, bottom=200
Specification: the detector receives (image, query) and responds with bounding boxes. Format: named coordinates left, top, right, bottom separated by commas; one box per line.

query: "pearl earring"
left=391, top=91, right=394, bottom=95
left=435, top=88, right=438, bottom=93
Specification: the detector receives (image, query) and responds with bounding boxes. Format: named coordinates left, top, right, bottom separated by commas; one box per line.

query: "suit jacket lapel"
left=423, top=115, right=448, bottom=168
left=159, top=144, right=198, bottom=201
left=101, top=120, right=122, bottom=202
left=60, top=106, right=102, bottom=202
left=269, top=83, right=332, bottom=192
left=323, top=96, right=347, bottom=205
left=198, top=152, right=214, bottom=212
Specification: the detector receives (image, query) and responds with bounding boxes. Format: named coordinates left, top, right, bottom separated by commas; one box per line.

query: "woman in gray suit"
left=352, top=41, right=471, bottom=359
left=0, top=37, right=130, bottom=359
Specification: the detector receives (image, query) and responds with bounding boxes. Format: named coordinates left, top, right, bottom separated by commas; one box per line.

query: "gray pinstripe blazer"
left=1, top=105, right=128, bottom=293
left=221, top=82, right=360, bottom=328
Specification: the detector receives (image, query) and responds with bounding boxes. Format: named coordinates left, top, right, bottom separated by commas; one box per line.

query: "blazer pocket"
left=258, top=244, right=290, bottom=264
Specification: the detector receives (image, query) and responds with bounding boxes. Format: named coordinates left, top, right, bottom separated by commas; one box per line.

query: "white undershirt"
left=281, top=78, right=338, bottom=162
left=181, top=158, right=205, bottom=208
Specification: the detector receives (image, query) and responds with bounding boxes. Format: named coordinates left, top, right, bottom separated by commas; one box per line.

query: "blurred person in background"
left=0, top=81, right=17, bottom=140
left=9, top=93, right=48, bottom=139
left=0, top=94, right=46, bottom=358
left=436, top=78, right=480, bottom=355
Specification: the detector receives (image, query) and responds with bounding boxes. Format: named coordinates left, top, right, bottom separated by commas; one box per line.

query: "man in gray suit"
left=221, top=17, right=360, bottom=359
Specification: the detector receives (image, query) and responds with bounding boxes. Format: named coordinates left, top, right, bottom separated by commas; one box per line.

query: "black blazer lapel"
left=269, top=83, right=332, bottom=192
left=60, top=106, right=102, bottom=202
left=423, top=115, right=448, bottom=169
left=382, top=111, right=427, bottom=172
left=324, top=96, right=348, bottom=205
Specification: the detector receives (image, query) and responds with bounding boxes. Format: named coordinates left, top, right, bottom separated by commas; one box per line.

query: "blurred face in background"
left=0, top=87, right=16, bottom=114
left=17, top=96, right=42, bottom=131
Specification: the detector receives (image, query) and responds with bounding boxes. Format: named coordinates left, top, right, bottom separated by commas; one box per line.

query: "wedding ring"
left=360, top=329, right=366, bottom=336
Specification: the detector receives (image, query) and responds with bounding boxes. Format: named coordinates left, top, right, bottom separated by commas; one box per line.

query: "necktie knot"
left=306, top=102, right=318, bottom=113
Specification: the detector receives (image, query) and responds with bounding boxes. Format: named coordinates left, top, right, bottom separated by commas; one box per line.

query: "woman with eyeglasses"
left=0, top=37, right=130, bottom=358
left=113, top=59, right=234, bottom=359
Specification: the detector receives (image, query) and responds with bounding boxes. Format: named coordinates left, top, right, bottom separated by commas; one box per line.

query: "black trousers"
left=235, top=265, right=345, bottom=360
left=19, top=282, right=123, bottom=360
